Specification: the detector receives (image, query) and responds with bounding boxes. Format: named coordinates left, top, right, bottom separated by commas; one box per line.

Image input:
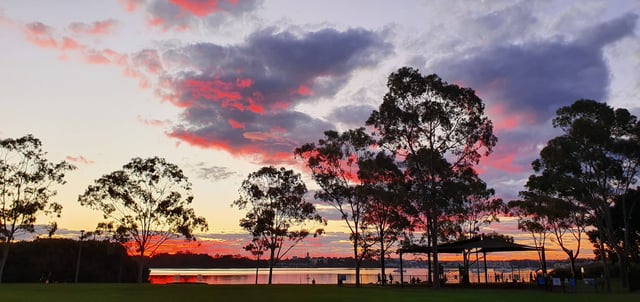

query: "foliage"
left=588, top=189, right=640, bottom=262
left=2, top=238, right=137, bottom=283
left=78, top=157, right=208, bottom=282
left=366, top=67, right=497, bottom=287
left=358, top=151, right=409, bottom=283
left=295, top=128, right=376, bottom=286
left=522, top=100, right=640, bottom=290
left=232, top=166, right=325, bottom=284
left=0, top=134, right=75, bottom=283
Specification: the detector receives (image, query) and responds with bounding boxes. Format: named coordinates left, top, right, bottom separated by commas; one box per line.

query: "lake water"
left=149, top=267, right=536, bottom=285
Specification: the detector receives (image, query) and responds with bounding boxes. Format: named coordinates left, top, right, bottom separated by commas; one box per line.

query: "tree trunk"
left=616, top=246, right=629, bottom=290
left=431, top=218, right=440, bottom=289
left=622, top=194, right=631, bottom=291
left=268, top=247, right=276, bottom=285
left=74, top=242, right=82, bottom=283
left=462, top=250, right=470, bottom=285
left=254, top=254, right=260, bottom=284
left=0, top=241, right=9, bottom=284
left=427, top=251, right=432, bottom=283
left=354, top=236, right=360, bottom=287
left=597, top=237, right=611, bottom=292
left=136, top=258, right=144, bottom=283
left=380, top=236, right=386, bottom=285
left=569, top=251, right=576, bottom=279
left=136, top=248, right=147, bottom=283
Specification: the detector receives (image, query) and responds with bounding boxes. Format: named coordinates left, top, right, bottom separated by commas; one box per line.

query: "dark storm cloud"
left=163, top=27, right=392, bottom=163
left=433, top=13, right=638, bottom=122
left=425, top=13, right=638, bottom=205
left=326, top=104, right=376, bottom=128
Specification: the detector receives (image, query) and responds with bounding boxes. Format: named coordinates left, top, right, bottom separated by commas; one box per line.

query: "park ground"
left=0, top=283, right=638, bottom=302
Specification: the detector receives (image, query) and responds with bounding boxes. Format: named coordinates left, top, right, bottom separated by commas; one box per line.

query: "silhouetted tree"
left=510, top=171, right=588, bottom=279
left=0, top=135, right=74, bottom=283
left=358, top=151, right=408, bottom=284
left=588, top=189, right=640, bottom=263
left=78, top=157, right=208, bottom=283
left=295, top=128, right=376, bottom=286
left=507, top=196, right=552, bottom=278
left=366, top=67, right=497, bottom=288
left=244, top=238, right=267, bottom=284
left=232, top=166, right=324, bottom=284
left=524, top=100, right=640, bottom=290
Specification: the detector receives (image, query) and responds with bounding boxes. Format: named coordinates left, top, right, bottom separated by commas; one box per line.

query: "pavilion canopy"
left=396, top=236, right=541, bottom=286
left=397, top=236, right=539, bottom=255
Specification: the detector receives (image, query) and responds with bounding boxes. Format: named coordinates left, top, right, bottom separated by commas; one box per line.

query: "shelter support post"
left=483, top=252, right=488, bottom=284
left=399, top=252, right=404, bottom=288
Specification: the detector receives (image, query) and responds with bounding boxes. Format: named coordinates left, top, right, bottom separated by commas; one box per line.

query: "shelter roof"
left=397, top=236, right=538, bottom=255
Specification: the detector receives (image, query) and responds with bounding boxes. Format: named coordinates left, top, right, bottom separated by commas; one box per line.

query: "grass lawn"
left=0, top=284, right=637, bottom=302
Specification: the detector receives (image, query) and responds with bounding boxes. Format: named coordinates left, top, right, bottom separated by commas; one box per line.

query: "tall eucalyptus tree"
left=367, top=67, right=497, bottom=288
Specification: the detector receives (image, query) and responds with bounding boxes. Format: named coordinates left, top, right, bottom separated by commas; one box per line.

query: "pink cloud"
left=168, top=131, right=295, bottom=165
left=65, top=155, right=94, bottom=165
left=83, top=50, right=111, bottom=64
left=60, top=37, right=84, bottom=51
left=169, top=0, right=224, bottom=17
left=293, top=84, right=313, bottom=96
left=24, top=22, right=58, bottom=48
left=68, top=19, right=118, bottom=35
left=487, top=103, right=536, bottom=133
left=118, top=0, right=146, bottom=12
left=138, top=116, right=170, bottom=127
left=0, top=13, right=15, bottom=27
left=477, top=142, right=529, bottom=175
left=227, top=119, right=245, bottom=129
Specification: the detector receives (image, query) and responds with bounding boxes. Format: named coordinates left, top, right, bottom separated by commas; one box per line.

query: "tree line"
left=1, top=238, right=138, bottom=283
left=1, top=67, right=638, bottom=290
left=232, top=67, right=639, bottom=290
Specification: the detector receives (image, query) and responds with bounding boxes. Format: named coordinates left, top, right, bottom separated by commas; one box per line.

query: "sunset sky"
left=1, top=0, right=639, bottom=261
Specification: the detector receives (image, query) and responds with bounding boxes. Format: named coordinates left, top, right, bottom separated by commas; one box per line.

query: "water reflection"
left=149, top=267, right=536, bottom=285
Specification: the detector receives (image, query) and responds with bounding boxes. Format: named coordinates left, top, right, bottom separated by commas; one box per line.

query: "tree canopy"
left=233, top=166, right=324, bottom=284
left=0, top=134, right=75, bottom=283
left=512, top=100, right=640, bottom=290
left=78, top=156, right=208, bottom=283
left=295, top=128, right=376, bottom=286
left=366, top=67, right=497, bottom=287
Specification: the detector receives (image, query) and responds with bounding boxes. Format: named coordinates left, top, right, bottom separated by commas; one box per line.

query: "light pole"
left=75, top=230, right=84, bottom=283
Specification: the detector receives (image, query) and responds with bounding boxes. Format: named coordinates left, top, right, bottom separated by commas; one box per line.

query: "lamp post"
left=75, top=230, right=84, bottom=283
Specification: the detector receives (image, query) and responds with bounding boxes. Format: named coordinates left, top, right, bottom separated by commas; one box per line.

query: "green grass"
left=0, top=284, right=637, bottom=302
